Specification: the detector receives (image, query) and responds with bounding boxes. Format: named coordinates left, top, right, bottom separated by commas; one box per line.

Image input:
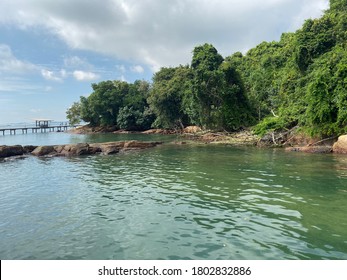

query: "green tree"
left=66, top=102, right=81, bottom=126
left=219, top=60, right=255, bottom=130
left=191, top=43, right=253, bottom=130
left=191, top=43, right=225, bottom=128
left=148, top=66, right=192, bottom=129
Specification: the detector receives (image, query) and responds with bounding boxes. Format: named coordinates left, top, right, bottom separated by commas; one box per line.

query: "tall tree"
left=148, top=66, right=192, bottom=129
left=191, top=43, right=225, bottom=128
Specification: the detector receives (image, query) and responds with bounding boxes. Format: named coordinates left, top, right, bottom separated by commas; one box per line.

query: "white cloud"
left=41, top=69, right=63, bottom=82
left=63, top=56, right=92, bottom=69
left=0, top=44, right=38, bottom=73
left=73, top=70, right=99, bottom=81
left=0, top=0, right=329, bottom=71
left=131, top=65, right=144, bottom=74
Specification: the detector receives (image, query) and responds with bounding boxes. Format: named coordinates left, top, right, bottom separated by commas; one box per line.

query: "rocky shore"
left=68, top=125, right=347, bottom=154
left=3, top=125, right=345, bottom=160
left=0, top=140, right=163, bottom=159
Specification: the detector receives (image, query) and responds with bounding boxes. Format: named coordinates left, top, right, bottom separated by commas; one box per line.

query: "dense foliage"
left=70, top=80, right=154, bottom=131
left=67, top=0, right=347, bottom=137
left=232, top=0, right=347, bottom=137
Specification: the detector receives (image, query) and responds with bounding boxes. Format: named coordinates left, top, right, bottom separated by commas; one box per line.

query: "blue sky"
left=0, top=0, right=328, bottom=124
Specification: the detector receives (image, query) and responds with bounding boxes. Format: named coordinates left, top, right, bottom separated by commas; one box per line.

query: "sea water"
left=0, top=131, right=347, bottom=259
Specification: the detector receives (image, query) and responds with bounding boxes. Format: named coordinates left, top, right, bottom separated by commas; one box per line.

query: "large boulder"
left=31, top=145, right=56, bottom=156
left=56, top=143, right=91, bottom=156
left=0, top=145, right=24, bottom=158
left=333, top=135, right=347, bottom=154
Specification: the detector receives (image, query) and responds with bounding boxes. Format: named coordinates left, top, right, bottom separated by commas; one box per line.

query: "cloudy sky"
left=0, top=0, right=329, bottom=124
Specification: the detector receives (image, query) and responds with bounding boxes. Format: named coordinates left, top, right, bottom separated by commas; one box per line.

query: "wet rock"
left=0, top=145, right=24, bottom=158
left=333, top=135, right=347, bottom=154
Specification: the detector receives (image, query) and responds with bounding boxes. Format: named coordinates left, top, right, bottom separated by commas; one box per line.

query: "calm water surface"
left=1, top=132, right=347, bottom=259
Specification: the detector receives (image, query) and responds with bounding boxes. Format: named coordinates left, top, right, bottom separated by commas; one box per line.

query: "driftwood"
left=308, top=136, right=338, bottom=146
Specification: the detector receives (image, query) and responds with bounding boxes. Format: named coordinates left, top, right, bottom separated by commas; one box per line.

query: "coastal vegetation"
left=66, top=0, right=347, bottom=140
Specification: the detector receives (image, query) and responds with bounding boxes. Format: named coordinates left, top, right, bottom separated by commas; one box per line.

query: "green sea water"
left=0, top=132, right=347, bottom=259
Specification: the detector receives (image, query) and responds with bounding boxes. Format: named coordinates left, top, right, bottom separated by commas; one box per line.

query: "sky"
left=0, top=0, right=329, bottom=124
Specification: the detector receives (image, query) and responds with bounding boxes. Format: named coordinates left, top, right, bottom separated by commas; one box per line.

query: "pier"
left=0, top=119, right=78, bottom=136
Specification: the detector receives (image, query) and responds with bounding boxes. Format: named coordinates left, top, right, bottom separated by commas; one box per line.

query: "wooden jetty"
left=0, top=119, right=77, bottom=136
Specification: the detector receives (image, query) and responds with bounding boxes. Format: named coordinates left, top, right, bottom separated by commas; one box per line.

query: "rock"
left=333, top=135, right=347, bottom=154
left=123, top=140, right=162, bottom=149
left=31, top=145, right=56, bottom=156
left=58, top=143, right=91, bottom=156
left=53, top=145, right=65, bottom=154
left=183, top=126, right=202, bottom=134
left=285, top=146, right=332, bottom=153
left=88, top=144, right=102, bottom=154
left=0, top=145, right=24, bottom=158
left=1, top=141, right=163, bottom=159
left=23, top=145, right=38, bottom=153
left=91, top=142, right=125, bottom=155
left=100, top=145, right=120, bottom=155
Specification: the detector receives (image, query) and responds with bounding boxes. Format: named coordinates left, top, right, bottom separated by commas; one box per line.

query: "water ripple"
left=1, top=145, right=347, bottom=259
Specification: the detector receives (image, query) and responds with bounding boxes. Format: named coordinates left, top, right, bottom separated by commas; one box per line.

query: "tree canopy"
left=67, top=0, right=347, bottom=137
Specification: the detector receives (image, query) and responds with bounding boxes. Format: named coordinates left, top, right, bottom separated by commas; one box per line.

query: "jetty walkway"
left=0, top=119, right=78, bottom=136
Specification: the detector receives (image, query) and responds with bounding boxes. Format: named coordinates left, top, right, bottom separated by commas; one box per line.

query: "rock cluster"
left=0, top=141, right=162, bottom=159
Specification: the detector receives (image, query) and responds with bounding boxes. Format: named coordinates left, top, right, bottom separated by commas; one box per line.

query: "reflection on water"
left=0, top=141, right=347, bottom=259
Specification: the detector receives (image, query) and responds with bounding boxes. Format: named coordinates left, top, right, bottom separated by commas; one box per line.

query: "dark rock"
left=23, top=145, right=38, bottom=153
left=0, top=145, right=24, bottom=158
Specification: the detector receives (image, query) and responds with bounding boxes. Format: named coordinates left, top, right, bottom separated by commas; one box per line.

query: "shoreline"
left=2, top=126, right=346, bottom=160
left=69, top=125, right=346, bottom=154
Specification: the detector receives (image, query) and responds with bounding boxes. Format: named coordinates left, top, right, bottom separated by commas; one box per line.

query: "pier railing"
left=0, top=124, right=80, bottom=136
